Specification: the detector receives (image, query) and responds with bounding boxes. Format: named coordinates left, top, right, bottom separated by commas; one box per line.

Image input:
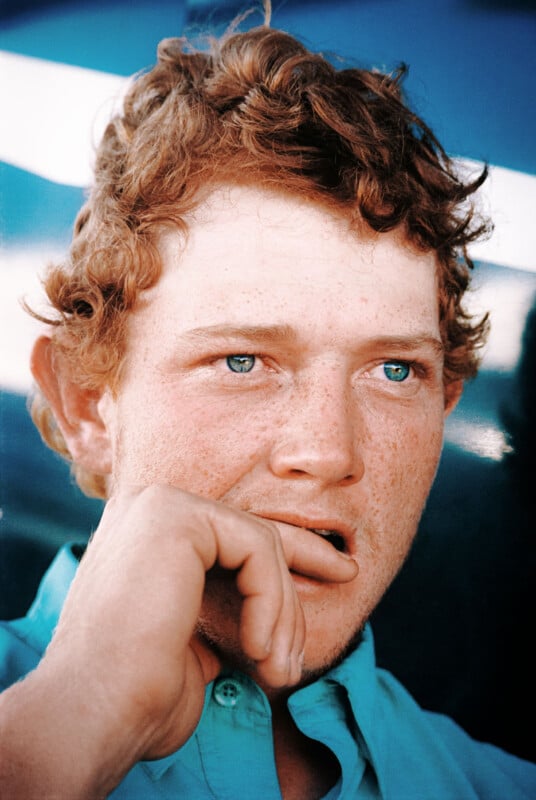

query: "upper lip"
left=252, top=510, right=355, bottom=552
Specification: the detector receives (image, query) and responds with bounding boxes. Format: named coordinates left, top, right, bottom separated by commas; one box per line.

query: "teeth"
left=308, top=528, right=346, bottom=552
left=308, top=528, right=336, bottom=536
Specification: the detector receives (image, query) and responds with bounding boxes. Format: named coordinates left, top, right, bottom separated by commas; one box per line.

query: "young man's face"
left=101, top=185, right=453, bottom=677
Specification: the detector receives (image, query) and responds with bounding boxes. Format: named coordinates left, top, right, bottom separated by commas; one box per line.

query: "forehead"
left=142, top=185, right=440, bottom=339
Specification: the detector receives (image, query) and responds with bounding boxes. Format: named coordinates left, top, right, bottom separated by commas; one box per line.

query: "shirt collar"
left=143, top=625, right=383, bottom=793
left=287, top=624, right=381, bottom=796
left=21, top=543, right=81, bottom=653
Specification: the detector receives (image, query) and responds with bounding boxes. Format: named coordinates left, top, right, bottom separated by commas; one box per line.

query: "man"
left=1, top=19, right=534, bottom=800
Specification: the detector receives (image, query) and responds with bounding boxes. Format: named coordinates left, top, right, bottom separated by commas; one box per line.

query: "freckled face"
left=104, top=186, right=449, bottom=675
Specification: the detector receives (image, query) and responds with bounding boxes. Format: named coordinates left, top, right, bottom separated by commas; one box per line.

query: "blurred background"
left=1, top=0, right=535, bottom=761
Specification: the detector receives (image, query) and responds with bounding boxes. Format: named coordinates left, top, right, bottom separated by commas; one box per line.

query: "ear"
left=31, top=335, right=112, bottom=475
left=444, top=379, right=463, bottom=418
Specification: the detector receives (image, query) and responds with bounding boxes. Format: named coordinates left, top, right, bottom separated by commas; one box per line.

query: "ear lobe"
left=444, top=379, right=463, bottom=417
left=30, top=335, right=113, bottom=475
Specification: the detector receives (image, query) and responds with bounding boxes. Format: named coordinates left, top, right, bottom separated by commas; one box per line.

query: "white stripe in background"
left=0, top=51, right=128, bottom=187
left=457, top=159, right=536, bottom=275
left=1, top=51, right=535, bottom=274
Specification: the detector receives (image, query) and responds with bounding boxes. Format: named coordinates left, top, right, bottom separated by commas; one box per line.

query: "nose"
left=268, top=367, right=364, bottom=487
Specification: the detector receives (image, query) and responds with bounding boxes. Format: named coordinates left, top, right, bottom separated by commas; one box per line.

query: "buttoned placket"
left=196, top=672, right=283, bottom=800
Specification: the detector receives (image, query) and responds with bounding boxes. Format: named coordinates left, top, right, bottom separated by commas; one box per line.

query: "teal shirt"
left=1, top=544, right=535, bottom=799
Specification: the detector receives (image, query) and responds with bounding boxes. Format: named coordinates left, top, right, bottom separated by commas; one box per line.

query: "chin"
left=203, top=571, right=369, bottom=674
left=299, top=622, right=365, bottom=683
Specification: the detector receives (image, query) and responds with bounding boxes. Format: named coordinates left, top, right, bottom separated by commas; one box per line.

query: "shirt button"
left=213, top=677, right=242, bottom=708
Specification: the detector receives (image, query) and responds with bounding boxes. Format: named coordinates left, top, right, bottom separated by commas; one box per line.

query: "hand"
left=0, top=486, right=357, bottom=797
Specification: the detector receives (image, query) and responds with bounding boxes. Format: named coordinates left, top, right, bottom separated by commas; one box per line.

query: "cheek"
left=361, top=405, right=444, bottom=552
left=340, top=411, right=444, bottom=628
left=369, top=400, right=443, bottom=485
left=112, top=389, right=272, bottom=497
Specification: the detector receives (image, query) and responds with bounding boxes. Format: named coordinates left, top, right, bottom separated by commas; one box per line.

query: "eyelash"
left=217, top=354, right=427, bottom=378
left=381, top=361, right=411, bottom=382
left=225, top=354, right=258, bottom=373
left=199, top=348, right=433, bottom=391
left=204, top=351, right=268, bottom=372
left=378, top=360, right=435, bottom=394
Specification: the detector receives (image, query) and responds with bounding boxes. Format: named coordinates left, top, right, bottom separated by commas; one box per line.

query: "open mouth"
left=307, top=528, right=347, bottom=553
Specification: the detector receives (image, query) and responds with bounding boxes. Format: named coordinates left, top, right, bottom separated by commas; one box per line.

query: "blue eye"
left=226, top=354, right=256, bottom=373
left=383, top=361, right=410, bottom=382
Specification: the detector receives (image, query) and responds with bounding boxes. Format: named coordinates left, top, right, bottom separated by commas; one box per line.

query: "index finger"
left=270, top=522, right=359, bottom=582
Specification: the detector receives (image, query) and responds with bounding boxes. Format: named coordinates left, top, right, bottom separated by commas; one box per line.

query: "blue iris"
left=383, top=361, right=410, bottom=382
left=226, top=354, right=256, bottom=373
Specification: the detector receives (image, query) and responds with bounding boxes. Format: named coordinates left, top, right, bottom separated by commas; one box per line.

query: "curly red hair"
left=31, top=23, right=490, bottom=497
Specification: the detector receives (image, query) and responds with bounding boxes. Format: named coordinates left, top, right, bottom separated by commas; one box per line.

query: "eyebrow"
left=180, top=324, right=299, bottom=345
left=365, top=335, right=445, bottom=356
left=178, top=326, right=443, bottom=356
